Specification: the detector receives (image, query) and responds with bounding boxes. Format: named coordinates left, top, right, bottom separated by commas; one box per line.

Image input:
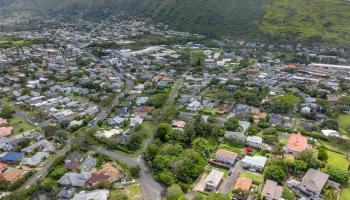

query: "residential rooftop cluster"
left=0, top=13, right=349, bottom=200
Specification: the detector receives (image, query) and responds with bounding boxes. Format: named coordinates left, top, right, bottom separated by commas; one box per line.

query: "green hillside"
left=1, top=0, right=350, bottom=46
left=259, top=0, right=350, bottom=46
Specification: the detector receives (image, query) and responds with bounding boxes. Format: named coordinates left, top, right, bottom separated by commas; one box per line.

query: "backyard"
left=9, top=115, right=36, bottom=134
left=337, top=114, right=350, bottom=136
left=326, top=150, right=349, bottom=171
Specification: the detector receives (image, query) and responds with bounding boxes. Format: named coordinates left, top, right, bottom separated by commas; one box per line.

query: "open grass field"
left=337, top=114, right=350, bottom=136
left=326, top=150, right=349, bottom=171
left=9, top=115, right=36, bottom=134
left=219, top=143, right=245, bottom=154
left=240, top=171, right=264, bottom=184
left=340, top=181, right=350, bottom=200
left=127, top=184, right=143, bottom=197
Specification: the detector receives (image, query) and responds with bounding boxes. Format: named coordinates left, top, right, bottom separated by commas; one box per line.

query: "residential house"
left=321, top=129, right=341, bottom=138
left=0, top=127, right=13, bottom=137
left=286, top=134, right=308, bottom=157
left=241, top=156, right=267, bottom=172
left=234, top=177, right=252, bottom=191
left=300, top=169, right=329, bottom=199
left=172, top=120, right=186, bottom=129
left=64, top=151, right=84, bottom=170
left=262, top=179, right=283, bottom=200
left=71, top=189, right=109, bottom=200
left=58, top=172, right=92, bottom=187
left=251, top=108, right=267, bottom=123
left=130, top=115, right=143, bottom=127
left=22, top=139, right=55, bottom=153
left=57, top=187, right=76, bottom=200
left=224, top=121, right=251, bottom=141
left=205, top=169, right=224, bottom=191
left=80, top=157, right=97, bottom=172
left=0, top=152, right=24, bottom=164
left=215, top=149, right=237, bottom=166
left=22, top=152, right=49, bottom=166
left=246, top=136, right=263, bottom=149
left=107, top=116, right=127, bottom=126
left=136, top=97, right=149, bottom=106
left=0, top=166, right=23, bottom=184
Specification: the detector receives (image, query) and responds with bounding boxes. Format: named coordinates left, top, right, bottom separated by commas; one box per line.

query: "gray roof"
left=302, top=169, right=329, bottom=193
left=72, top=189, right=109, bottom=200
left=262, top=179, right=283, bottom=200
left=224, top=131, right=246, bottom=141
left=205, top=169, right=224, bottom=188
left=247, top=136, right=263, bottom=144
left=58, top=172, right=92, bottom=187
left=57, top=187, right=76, bottom=200
left=81, top=157, right=97, bottom=172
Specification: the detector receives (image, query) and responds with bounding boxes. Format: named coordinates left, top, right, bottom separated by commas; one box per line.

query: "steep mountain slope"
left=1, top=0, right=350, bottom=46
left=259, top=0, right=350, bottom=45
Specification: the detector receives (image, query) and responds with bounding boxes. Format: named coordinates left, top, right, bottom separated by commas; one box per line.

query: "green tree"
left=225, top=117, right=241, bottom=131
left=206, top=193, right=230, bottom=200
left=317, top=147, right=328, bottom=161
left=282, top=187, right=296, bottom=200
left=264, top=166, right=285, bottom=184
left=130, top=165, right=141, bottom=178
left=127, top=132, right=144, bottom=151
left=326, top=167, right=349, bottom=184
left=1, top=105, right=14, bottom=119
left=292, top=160, right=308, bottom=175
left=323, top=189, right=337, bottom=200
left=165, top=184, right=185, bottom=200
left=156, top=123, right=172, bottom=142
left=157, top=170, right=176, bottom=186
left=320, top=119, right=339, bottom=131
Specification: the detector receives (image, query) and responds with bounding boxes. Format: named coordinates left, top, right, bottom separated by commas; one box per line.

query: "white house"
left=241, top=156, right=267, bottom=172
left=246, top=136, right=263, bottom=149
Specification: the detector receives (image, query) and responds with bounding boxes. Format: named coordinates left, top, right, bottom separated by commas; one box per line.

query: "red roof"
left=287, top=134, right=308, bottom=153
left=172, top=120, right=186, bottom=128
left=234, top=177, right=252, bottom=191
left=0, top=127, right=13, bottom=137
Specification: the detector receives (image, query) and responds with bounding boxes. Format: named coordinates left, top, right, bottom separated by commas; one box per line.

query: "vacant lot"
left=327, top=150, right=349, bottom=171
left=337, top=114, right=350, bottom=136
left=10, top=115, right=36, bottom=134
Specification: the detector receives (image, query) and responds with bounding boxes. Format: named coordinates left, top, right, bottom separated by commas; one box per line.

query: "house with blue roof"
left=0, top=152, right=24, bottom=164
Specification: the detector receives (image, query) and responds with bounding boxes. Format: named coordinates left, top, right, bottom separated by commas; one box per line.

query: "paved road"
left=80, top=78, right=184, bottom=200
left=88, top=80, right=134, bottom=127
left=85, top=143, right=165, bottom=200
left=17, top=141, right=72, bottom=191
left=145, top=77, right=185, bottom=148
left=219, top=161, right=242, bottom=194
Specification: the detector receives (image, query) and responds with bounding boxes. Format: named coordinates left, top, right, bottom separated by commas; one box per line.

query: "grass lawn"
left=240, top=171, right=264, bottom=184
left=127, top=184, right=143, bottom=197
left=9, top=115, right=36, bottom=134
left=317, top=139, right=350, bottom=155
left=337, top=115, right=350, bottom=135
left=219, top=143, right=245, bottom=154
left=200, top=108, right=218, bottom=115
left=326, top=150, right=349, bottom=171
left=340, top=181, right=350, bottom=200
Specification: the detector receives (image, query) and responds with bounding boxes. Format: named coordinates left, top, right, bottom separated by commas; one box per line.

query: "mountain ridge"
left=1, top=0, right=350, bottom=46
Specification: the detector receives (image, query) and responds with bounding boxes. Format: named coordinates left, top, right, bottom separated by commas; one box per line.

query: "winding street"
left=88, top=79, right=134, bottom=127
left=85, top=144, right=165, bottom=200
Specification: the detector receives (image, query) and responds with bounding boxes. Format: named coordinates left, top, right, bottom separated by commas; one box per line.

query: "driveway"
left=219, top=161, right=242, bottom=194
